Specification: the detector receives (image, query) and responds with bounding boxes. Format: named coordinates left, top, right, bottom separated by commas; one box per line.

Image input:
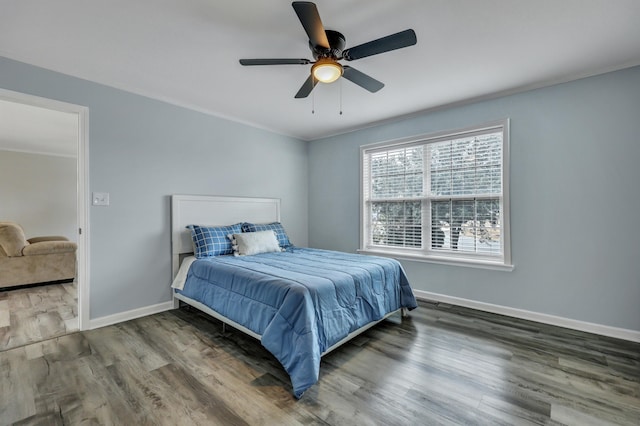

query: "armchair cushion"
left=22, top=240, right=77, bottom=256
left=27, top=236, right=69, bottom=244
left=0, top=221, right=28, bottom=257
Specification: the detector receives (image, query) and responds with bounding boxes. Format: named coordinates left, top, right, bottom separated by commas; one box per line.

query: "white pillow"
left=228, top=230, right=282, bottom=256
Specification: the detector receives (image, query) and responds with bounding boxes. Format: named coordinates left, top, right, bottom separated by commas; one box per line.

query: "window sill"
left=358, top=249, right=515, bottom=271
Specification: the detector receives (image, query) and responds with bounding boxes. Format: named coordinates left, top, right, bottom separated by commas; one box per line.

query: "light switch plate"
left=92, top=192, right=110, bottom=206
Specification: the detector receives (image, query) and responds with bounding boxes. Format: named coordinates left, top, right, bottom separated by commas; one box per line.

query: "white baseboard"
left=87, top=293, right=640, bottom=343
left=413, top=290, right=640, bottom=343
left=89, top=301, right=174, bottom=330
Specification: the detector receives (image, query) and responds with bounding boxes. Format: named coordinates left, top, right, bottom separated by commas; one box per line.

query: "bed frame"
left=170, top=194, right=404, bottom=356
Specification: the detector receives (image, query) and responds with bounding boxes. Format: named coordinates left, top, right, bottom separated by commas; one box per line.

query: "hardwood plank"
left=1, top=301, right=638, bottom=425
left=551, top=404, right=624, bottom=426
left=0, top=282, right=78, bottom=352
left=0, top=346, right=36, bottom=424
left=36, top=312, right=66, bottom=339
left=0, top=300, right=9, bottom=328
left=7, top=313, right=42, bottom=348
left=7, top=291, right=32, bottom=310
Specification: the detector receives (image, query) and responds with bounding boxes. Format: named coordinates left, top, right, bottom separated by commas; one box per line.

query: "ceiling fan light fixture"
left=312, top=59, right=343, bottom=83
left=239, top=2, right=417, bottom=98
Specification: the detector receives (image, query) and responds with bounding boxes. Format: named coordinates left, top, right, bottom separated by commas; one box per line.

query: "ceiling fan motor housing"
left=310, top=30, right=346, bottom=59
left=239, top=2, right=417, bottom=98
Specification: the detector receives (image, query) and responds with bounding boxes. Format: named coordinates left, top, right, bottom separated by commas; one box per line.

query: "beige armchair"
left=0, top=221, right=77, bottom=289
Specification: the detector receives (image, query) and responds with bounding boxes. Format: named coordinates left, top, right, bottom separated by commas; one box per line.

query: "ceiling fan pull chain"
left=312, top=90, right=315, bottom=114
left=339, top=79, right=343, bottom=115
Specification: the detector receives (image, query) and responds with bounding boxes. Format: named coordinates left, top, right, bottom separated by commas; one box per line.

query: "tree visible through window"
left=370, top=146, right=423, bottom=247
left=361, top=121, right=510, bottom=266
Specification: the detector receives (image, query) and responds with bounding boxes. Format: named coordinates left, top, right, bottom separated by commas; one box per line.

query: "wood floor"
left=0, top=281, right=78, bottom=352
left=1, top=301, right=638, bottom=425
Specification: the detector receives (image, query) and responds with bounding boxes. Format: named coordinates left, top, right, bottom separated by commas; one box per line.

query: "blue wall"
left=2, top=54, right=638, bottom=333
left=308, top=66, right=640, bottom=332
left=0, top=56, right=308, bottom=319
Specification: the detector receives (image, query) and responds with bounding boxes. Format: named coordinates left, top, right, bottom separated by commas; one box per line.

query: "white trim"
left=77, top=105, right=90, bottom=331
left=501, top=119, right=511, bottom=266
left=360, top=119, right=511, bottom=268
left=0, top=147, right=77, bottom=158
left=359, top=120, right=508, bottom=152
left=359, top=249, right=514, bottom=271
left=0, top=88, right=90, bottom=331
left=89, top=301, right=174, bottom=330
left=414, top=290, right=640, bottom=343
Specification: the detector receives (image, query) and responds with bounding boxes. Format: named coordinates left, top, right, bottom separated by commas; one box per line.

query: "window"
left=360, top=120, right=511, bottom=269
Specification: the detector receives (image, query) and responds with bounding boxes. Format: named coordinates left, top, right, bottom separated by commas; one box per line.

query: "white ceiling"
left=1, top=0, right=639, bottom=142
left=0, top=99, right=78, bottom=157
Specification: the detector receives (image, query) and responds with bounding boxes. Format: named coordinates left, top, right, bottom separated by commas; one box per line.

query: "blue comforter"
left=176, top=247, right=417, bottom=397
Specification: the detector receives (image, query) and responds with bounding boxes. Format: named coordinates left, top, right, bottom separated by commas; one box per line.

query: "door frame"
left=0, top=88, right=89, bottom=330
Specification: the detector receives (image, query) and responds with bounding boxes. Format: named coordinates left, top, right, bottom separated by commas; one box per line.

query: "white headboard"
left=171, top=195, right=281, bottom=278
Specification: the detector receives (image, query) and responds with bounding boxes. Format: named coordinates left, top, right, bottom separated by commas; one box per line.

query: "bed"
left=170, top=195, right=418, bottom=398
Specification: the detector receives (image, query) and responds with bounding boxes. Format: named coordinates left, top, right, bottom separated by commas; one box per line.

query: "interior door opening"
left=0, top=88, right=88, bottom=350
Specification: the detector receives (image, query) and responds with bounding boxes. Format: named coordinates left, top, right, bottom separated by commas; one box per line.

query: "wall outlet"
left=92, top=192, right=110, bottom=206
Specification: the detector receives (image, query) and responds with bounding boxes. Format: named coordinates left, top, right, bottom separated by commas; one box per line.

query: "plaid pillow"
left=241, top=222, right=292, bottom=248
left=187, top=223, right=242, bottom=258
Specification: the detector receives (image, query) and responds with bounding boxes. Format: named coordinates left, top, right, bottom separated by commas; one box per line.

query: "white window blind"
left=368, top=146, right=423, bottom=248
left=361, top=120, right=511, bottom=267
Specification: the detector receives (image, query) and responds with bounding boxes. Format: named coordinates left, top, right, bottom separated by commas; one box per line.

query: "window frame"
left=359, top=119, right=513, bottom=271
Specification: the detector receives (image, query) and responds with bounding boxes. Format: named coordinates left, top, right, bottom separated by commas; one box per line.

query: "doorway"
left=0, top=88, right=88, bottom=350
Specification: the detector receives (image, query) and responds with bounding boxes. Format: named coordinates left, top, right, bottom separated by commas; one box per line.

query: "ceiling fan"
left=239, top=1, right=417, bottom=98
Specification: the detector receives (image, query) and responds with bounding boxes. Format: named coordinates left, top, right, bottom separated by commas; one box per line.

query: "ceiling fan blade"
left=292, top=2, right=330, bottom=49
left=342, top=66, right=384, bottom=93
left=239, top=58, right=311, bottom=66
left=342, top=29, right=417, bottom=61
left=294, top=74, right=318, bottom=98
